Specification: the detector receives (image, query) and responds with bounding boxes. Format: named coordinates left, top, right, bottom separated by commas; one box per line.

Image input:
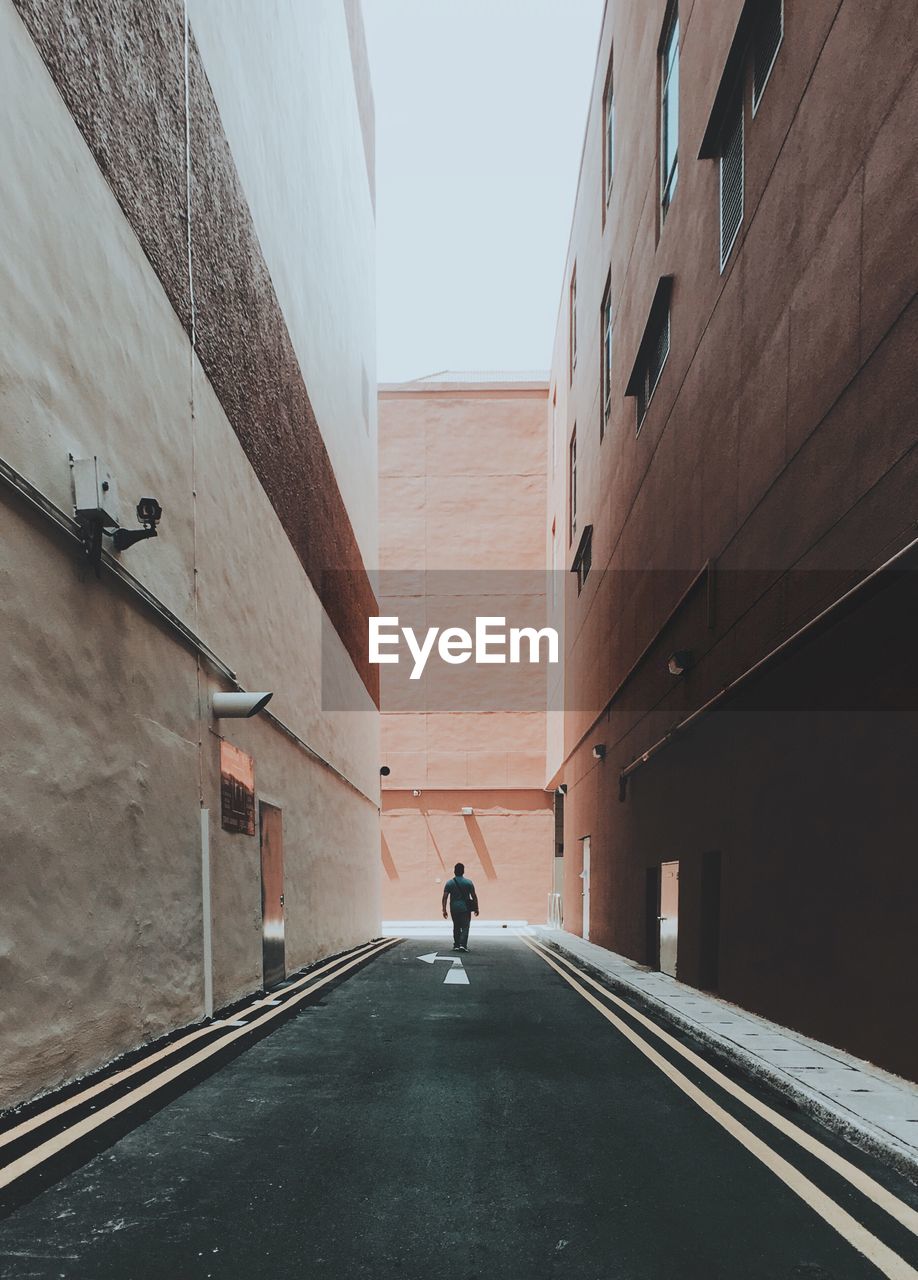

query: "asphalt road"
left=1, top=935, right=917, bottom=1279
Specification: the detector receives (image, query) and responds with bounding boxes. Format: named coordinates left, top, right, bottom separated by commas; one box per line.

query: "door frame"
left=258, top=799, right=286, bottom=990
left=658, top=859, right=679, bottom=978
left=580, top=835, right=591, bottom=941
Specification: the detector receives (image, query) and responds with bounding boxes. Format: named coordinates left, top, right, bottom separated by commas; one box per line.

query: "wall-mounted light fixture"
left=460, top=806, right=474, bottom=816
left=592, top=744, right=606, bottom=761
left=556, top=783, right=568, bottom=795
left=667, top=650, right=693, bottom=676
left=212, top=691, right=273, bottom=718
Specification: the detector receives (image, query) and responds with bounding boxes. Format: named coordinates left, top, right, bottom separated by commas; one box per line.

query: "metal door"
left=580, top=836, right=591, bottom=941
left=259, top=802, right=286, bottom=989
left=659, top=860, right=679, bottom=977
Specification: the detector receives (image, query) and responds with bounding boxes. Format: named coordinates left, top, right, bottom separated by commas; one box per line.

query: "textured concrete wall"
left=547, top=0, right=918, bottom=1076
left=378, top=384, right=554, bottom=921
left=187, top=0, right=379, bottom=568
left=0, top=0, right=379, bottom=1107
left=11, top=0, right=379, bottom=698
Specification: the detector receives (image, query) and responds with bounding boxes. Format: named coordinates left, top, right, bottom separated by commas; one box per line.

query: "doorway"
left=580, top=836, right=591, bottom=940
left=659, top=859, right=679, bottom=977
left=259, top=802, right=286, bottom=989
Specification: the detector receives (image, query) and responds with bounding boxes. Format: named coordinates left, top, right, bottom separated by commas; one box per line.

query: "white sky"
left=362, top=0, right=604, bottom=383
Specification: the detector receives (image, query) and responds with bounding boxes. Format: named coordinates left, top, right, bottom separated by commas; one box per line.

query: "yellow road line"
left=523, top=937, right=918, bottom=1280
left=0, top=938, right=399, bottom=1191
left=525, top=938, right=918, bottom=1239
left=0, top=937, right=384, bottom=1154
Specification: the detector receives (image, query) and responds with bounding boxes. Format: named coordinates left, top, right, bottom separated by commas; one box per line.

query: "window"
left=568, top=428, right=577, bottom=544
left=572, top=525, right=593, bottom=595
left=603, top=55, right=615, bottom=204
left=660, top=6, right=679, bottom=220
left=719, top=94, right=744, bottom=269
left=625, top=277, right=673, bottom=432
left=569, top=267, right=578, bottom=379
left=600, top=277, right=613, bottom=440
left=753, top=0, right=784, bottom=112
left=636, top=308, right=670, bottom=425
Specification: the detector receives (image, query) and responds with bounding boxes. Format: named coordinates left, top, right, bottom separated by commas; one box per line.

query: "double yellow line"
left=0, top=937, right=400, bottom=1194
left=522, top=936, right=918, bottom=1280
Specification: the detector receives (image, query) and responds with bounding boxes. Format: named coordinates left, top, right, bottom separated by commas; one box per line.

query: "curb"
left=535, top=932, right=918, bottom=1183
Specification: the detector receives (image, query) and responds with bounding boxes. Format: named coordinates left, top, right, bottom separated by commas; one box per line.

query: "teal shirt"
left=444, top=875, right=476, bottom=913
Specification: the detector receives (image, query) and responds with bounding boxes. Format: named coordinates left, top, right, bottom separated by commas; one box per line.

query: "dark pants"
left=451, top=908, right=471, bottom=948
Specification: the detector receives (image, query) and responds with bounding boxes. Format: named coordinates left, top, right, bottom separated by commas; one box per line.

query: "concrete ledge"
left=530, top=928, right=918, bottom=1181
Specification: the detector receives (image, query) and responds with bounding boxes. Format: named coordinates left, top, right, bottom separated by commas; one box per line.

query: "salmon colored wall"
left=378, top=382, right=554, bottom=921
left=381, top=790, right=553, bottom=922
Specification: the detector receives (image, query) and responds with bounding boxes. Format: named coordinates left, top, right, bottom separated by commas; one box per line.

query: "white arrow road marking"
left=417, top=953, right=470, bottom=985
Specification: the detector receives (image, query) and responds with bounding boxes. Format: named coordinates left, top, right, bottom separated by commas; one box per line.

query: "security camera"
left=556, top=783, right=568, bottom=795
left=136, top=497, right=162, bottom=527
left=380, top=765, right=391, bottom=777
left=592, top=744, right=606, bottom=761
left=112, top=496, right=163, bottom=551
left=212, top=691, right=274, bottom=718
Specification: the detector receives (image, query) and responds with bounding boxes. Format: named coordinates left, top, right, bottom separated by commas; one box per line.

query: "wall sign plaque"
left=220, top=740, right=256, bottom=835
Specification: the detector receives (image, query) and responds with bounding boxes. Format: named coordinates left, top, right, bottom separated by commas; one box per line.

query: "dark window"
left=719, top=94, right=744, bottom=269
left=600, top=277, right=613, bottom=439
left=753, top=0, right=784, bottom=111
left=569, top=267, right=578, bottom=379
left=572, top=524, right=593, bottom=595
left=637, top=308, right=670, bottom=427
left=568, top=428, right=577, bottom=543
left=603, top=54, right=615, bottom=204
left=660, top=6, right=679, bottom=219
left=626, top=277, right=673, bottom=432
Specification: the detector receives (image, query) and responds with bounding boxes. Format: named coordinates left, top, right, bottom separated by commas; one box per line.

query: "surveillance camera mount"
left=77, top=515, right=105, bottom=577
left=112, top=525, right=158, bottom=552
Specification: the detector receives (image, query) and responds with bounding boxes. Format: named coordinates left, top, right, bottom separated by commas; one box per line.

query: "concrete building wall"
left=547, top=0, right=918, bottom=1077
left=379, top=380, right=554, bottom=922
left=0, top=0, right=379, bottom=1107
left=187, top=0, right=379, bottom=566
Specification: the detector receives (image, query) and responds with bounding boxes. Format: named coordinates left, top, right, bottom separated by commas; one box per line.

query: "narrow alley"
left=2, top=938, right=917, bottom=1279
left=2, top=0, right=917, bottom=1274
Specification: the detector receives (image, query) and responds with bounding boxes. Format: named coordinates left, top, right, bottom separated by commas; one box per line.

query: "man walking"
left=441, top=862, right=479, bottom=952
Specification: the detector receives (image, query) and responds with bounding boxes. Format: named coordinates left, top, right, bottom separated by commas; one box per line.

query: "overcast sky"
left=362, top=0, right=604, bottom=383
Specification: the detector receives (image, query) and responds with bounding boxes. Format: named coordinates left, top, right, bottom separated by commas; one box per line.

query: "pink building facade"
left=378, top=375, right=554, bottom=923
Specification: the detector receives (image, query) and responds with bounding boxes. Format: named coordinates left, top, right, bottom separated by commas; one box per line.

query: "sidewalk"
left=531, top=927, right=918, bottom=1179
